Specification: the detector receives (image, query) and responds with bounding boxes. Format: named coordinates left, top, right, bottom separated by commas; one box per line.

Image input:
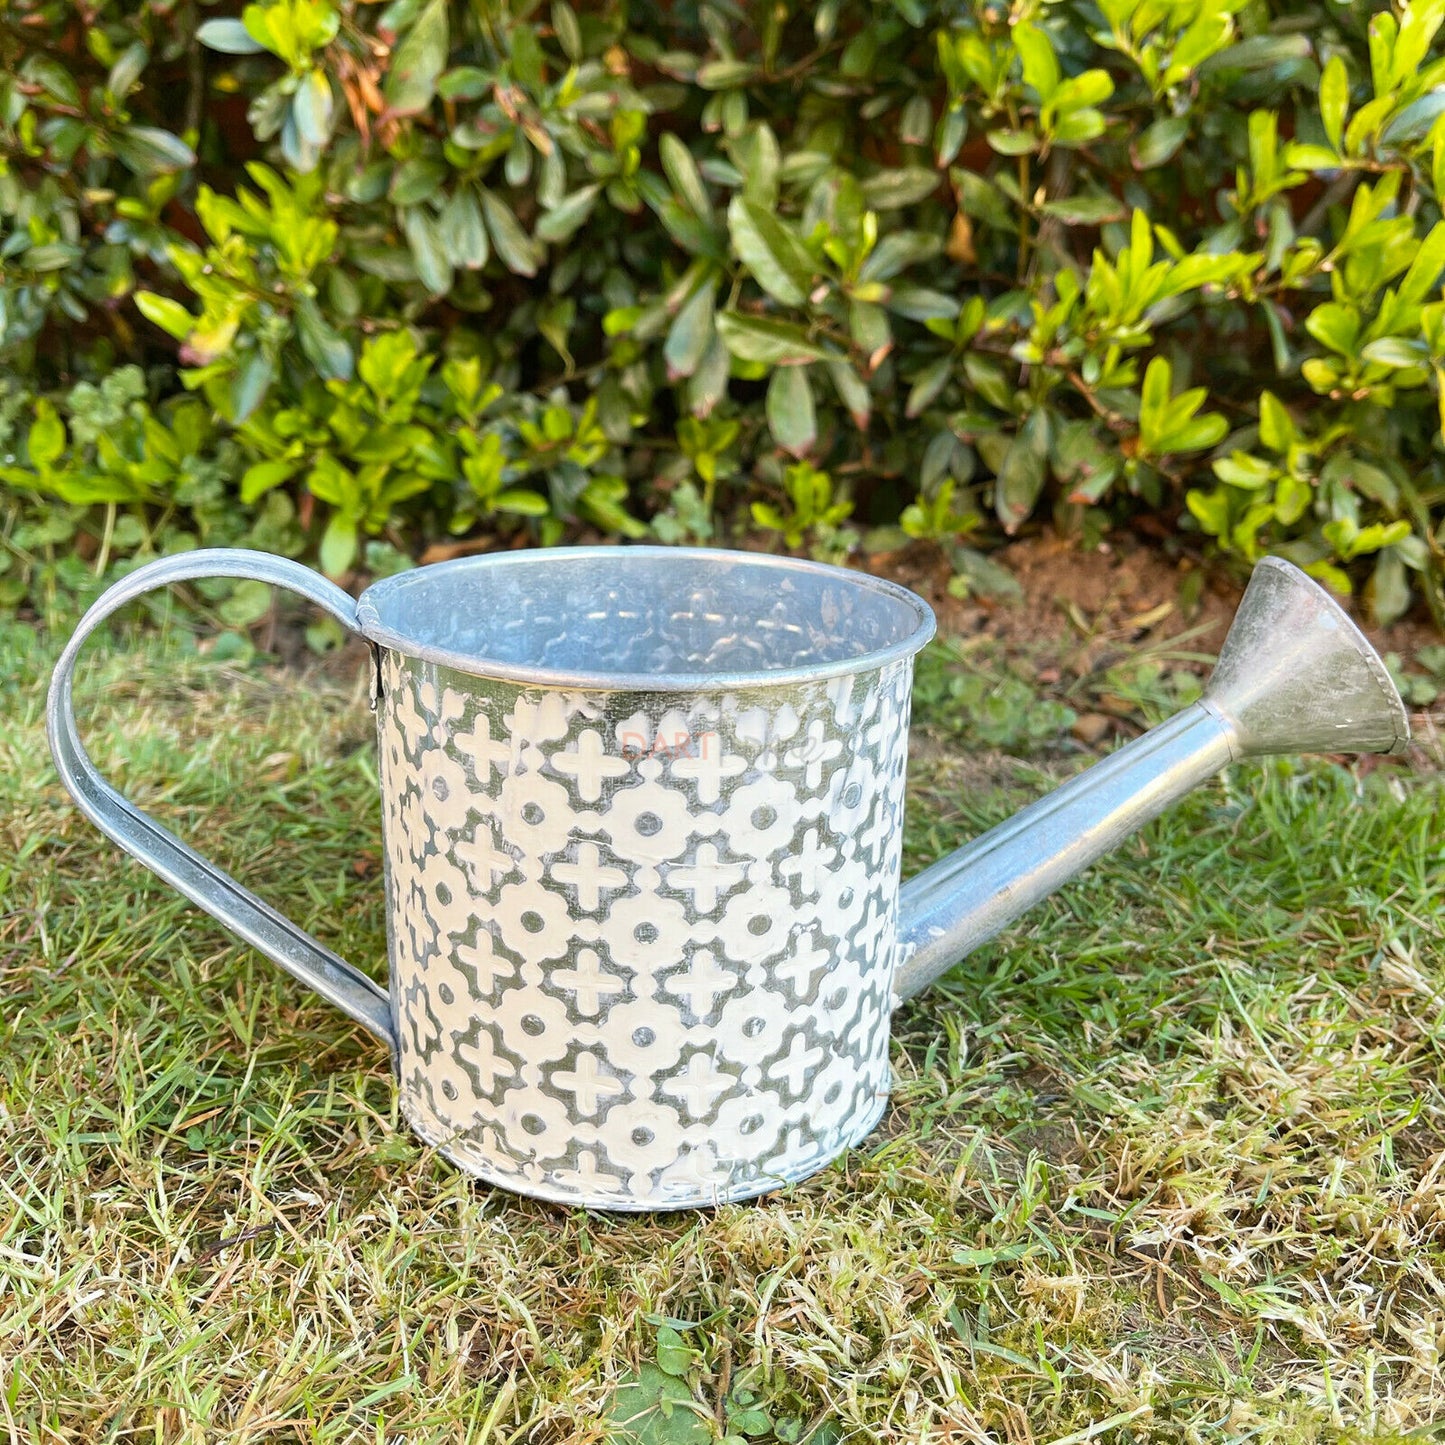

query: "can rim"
left=356, top=544, right=937, bottom=692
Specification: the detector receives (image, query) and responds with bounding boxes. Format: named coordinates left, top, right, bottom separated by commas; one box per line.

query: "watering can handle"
left=46, top=549, right=397, bottom=1052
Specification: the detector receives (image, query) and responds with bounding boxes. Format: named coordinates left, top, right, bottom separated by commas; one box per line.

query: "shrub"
left=2, top=0, right=1444, bottom=626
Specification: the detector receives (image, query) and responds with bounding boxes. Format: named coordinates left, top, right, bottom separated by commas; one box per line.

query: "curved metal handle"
left=47, top=548, right=396, bottom=1051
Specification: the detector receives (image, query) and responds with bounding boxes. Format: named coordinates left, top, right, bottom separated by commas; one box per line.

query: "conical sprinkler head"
left=1201, top=557, right=1410, bottom=758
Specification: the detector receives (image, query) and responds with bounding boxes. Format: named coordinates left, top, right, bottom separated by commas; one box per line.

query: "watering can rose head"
left=49, top=547, right=1408, bottom=1210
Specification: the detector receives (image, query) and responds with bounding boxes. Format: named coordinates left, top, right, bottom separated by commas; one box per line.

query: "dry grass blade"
left=2, top=616, right=1444, bottom=1441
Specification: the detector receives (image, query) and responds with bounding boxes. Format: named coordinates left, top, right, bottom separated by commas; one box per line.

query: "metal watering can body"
left=48, top=547, right=1410, bottom=1210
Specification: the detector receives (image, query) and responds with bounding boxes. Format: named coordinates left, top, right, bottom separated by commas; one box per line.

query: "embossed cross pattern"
left=377, top=650, right=913, bottom=1208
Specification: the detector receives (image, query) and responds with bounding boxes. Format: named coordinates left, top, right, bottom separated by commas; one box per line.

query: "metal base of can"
left=400, top=1087, right=892, bottom=1212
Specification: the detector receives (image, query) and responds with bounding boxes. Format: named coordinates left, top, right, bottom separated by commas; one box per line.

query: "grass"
left=2, top=607, right=1444, bottom=1443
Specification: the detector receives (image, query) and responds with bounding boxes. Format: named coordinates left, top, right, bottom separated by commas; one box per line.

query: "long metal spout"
left=892, top=558, right=1410, bottom=1007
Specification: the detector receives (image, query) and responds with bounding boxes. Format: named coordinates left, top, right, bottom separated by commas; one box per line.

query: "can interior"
left=356, top=546, right=936, bottom=690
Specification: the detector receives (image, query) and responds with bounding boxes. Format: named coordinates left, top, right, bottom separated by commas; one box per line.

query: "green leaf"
left=241, top=458, right=298, bottom=504
left=664, top=282, right=717, bottom=381
left=217, top=579, right=273, bottom=629
left=952, top=169, right=1012, bottom=227
left=480, top=189, right=541, bottom=276
left=535, top=184, right=601, bottom=243
left=1257, top=393, right=1296, bottom=452
left=727, top=196, right=813, bottom=306
left=860, top=168, right=940, bottom=209
left=858, top=231, right=942, bottom=284
left=660, top=133, right=712, bottom=220
left=494, top=488, right=550, bottom=517
left=1398, top=221, right=1445, bottom=308
left=1305, top=302, right=1361, bottom=358
left=307, top=453, right=351, bottom=508
left=655, top=1327, right=694, bottom=1379
left=439, top=187, right=490, bottom=268
left=986, top=129, right=1038, bottom=156
left=510, top=25, right=546, bottom=89
left=1140, top=356, right=1172, bottom=438
left=350, top=243, right=418, bottom=283
left=730, top=1407, right=774, bottom=1436
left=295, top=297, right=354, bottom=381
left=887, top=287, right=960, bottom=322
left=1059, top=71, right=1114, bottom=112
left=28, top=403, right=66, bottom=470
left=963, top=353, right=1014, bottom=411
left=1186, top=486, right=1233, bottom=537
left=229, top=352, right=275, bottom=423
left=900, top=94, right=932, bottom=147
left=22, top=55, right=82, bottom=108
left=108, top=43, right=149, bottom=100
left=22, top=243, right=83, bottom=273
left=1361, top=337, right=1429, bottom=369
left=1324, top=453, right=1399, bottom=509
left=733, top=123, right=781, bottom=209
left=1166, top=414, right=1228, bottom=452
left=1051, top=109, right=1107, bottom=146
left=827, top=361, right=871, bottom=430
left=935, top=106, right=968, bottom=166
left=1013, top=23, right=1059, bottom=99
left=1372, top=548, right=1411, bottom=625
left=1300, top=357, right=1341, bottom=393
left=293, top=69, right=334, bottom=147
left=906, top=356, right=952, bottom=417
left=766, top=365, right=816, bottom=456
left=241, top=4, right=280, bottom=56
left=579, top=476, right=648, bottom=538
left=1133, top=116, right=1189, bottom=170
left=686, top=335, right=731, bottom=418
left=1274, top=473, right=1311, bottom=525
left=696, top=60, right=759, bottom=89
left=319, top=511, right=358, bottom=578
left=607, top=1365, right=712, bottom=1445
left=551, top=0, right=582, bottom=62
left=715, top=313, right=830, bottom=365
left=1199, top=33, right=1312, bottom=75
left=438, top=66, right=490, bottom=101
left=1284, top=144, right=1344, bottom=172
left=1320, top=55, right=1348, bottom=154
left=1040, top=192, right=1127, bottom=225
left=402, top=207, right=453, bottom=295
left=197, top=18, right=267, bottom=53
left=1391, top=0, right=1444, bottom=88
left=1212, top=452, right=1275, bottom=489
left=384, top=0, right=449, bottom=115
left=652, top=196, right=722, bottom=257
left=390, top=157, right=447, bottom=207
left=135, top=292, right=193, bottom=341
left=111, top=126, right=196, bottom=176
left=953, top=1241, right=1035, bottom=1267
left=994, top=410, right=1050, bottom=531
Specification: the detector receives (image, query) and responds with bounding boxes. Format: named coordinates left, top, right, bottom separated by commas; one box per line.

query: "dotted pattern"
left=376, top=652, right=912, bottom=1208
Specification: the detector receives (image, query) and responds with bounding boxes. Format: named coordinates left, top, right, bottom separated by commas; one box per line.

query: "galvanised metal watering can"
left=49, top=547, right=1409, bottom=1210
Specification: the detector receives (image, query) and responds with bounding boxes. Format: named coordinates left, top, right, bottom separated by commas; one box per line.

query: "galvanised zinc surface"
left=376, top=648, right=913, bottom=1209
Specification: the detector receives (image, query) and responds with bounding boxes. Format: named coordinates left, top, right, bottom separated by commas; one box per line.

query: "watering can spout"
left=892, top=557, right=1410, bottom=1007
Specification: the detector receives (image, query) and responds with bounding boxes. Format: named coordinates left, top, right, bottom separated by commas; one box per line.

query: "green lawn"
left=2, top=612, right=1444, bottom=1443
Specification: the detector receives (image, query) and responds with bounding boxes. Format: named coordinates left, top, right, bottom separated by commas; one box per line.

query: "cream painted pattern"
left=377, top=652, right=912, bottom=1208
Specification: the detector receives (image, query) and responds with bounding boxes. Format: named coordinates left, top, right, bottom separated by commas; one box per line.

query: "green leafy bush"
left=0, top=366, right=292, bottom=614
left=3, top=0, right=1445, bottom=625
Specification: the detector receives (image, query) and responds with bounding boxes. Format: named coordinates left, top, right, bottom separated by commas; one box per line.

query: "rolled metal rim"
left=355, top=544, right=938, bottom=692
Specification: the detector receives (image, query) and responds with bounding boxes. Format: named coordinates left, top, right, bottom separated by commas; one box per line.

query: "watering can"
left=48, top=547, right=1409, bottom=1210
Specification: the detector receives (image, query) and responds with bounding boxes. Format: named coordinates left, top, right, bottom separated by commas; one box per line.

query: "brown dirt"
left=255, top=528, right=1443, bottom=768
left=869, top=528, right=1445, bottom=771
left=870, top=528, right=1440, bottom=665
